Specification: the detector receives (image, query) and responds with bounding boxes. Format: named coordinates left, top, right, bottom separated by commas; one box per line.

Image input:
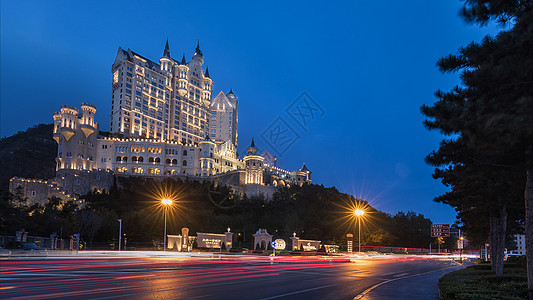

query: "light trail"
left=0, top=254, right=465, bottom=299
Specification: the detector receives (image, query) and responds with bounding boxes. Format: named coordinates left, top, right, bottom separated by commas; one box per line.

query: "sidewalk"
left=357, top=262, right=467, bottom=300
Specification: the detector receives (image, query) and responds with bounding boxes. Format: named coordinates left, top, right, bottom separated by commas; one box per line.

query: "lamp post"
left=117, top=219, right=122, bottom=251
left=354, top=209, right=364, bottom=253
left=162, top=199, right=172, bottom=252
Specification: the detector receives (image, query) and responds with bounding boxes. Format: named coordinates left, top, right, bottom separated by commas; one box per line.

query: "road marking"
left=353, top=265, right=461, bottom=300
left=392, top=272, right=410, bottom=277
left=259, top=281, right=353, bottom=300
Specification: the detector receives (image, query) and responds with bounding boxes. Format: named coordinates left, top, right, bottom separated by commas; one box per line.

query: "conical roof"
left=194, top=41, right=203, bottom=57
left=163, top=38, right=170, bottom=58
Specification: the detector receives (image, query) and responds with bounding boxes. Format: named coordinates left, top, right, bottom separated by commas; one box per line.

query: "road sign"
left=274, top=239, right=286, bottom=250
left=271, top=241, right=277, bottom=249
left=431, top=224, right=450, bottom=237
left=457, top=239, right=464, bottom=249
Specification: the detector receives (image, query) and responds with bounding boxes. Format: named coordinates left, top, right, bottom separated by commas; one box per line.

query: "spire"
left=247, top=138, right=257, bottom=155
left=227, top=88, right=235, bottom=96
left=180, top=53, right=186, bottom=65
left=163, top=38, right=170, bottom=58
left=194, top=41, right=203, bottom=57
left=205, top=66, right=210, bottom=78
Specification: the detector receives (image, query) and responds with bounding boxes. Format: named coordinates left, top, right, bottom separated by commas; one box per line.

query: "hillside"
left=0, top=124, right=57, bottom=190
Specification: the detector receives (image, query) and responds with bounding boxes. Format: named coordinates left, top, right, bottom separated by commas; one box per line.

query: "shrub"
left=439, top=264, right=527, bottom=300
left=506, top=255, right=526, bottom=267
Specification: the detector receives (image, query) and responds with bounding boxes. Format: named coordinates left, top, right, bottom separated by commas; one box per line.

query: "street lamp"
left=162, top=199, right=172, bottom=252
left=117, top=219, right=122, bottom=251
left=354, top=209, right=365, bottom=253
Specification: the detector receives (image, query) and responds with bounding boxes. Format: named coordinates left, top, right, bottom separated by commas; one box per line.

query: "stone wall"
left=9, top=169, right=114, bottom=205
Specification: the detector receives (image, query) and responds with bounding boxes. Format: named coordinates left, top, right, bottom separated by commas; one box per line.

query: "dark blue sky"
left=1, top=1, right=498, bottom=223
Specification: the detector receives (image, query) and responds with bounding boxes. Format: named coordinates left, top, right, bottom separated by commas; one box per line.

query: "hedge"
left=439, top=263, right=528, bottom=300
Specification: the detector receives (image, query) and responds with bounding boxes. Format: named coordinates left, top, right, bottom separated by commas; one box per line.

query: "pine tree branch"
left=468, top=156, right=519, bottom=169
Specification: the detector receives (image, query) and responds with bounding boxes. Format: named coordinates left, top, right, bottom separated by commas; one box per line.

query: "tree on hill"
left=0, top=124, right=57, bottom=191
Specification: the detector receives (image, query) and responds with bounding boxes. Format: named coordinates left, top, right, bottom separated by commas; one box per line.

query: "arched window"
left=132, top=156, right=138, bottom=162
left=148, top=168, right=154, bottom=174
left=122, top=156, right=128, bottom=162
left=155, top=157, right=161, bottom=163
left=165, top=169, right=171, bottom=175
left=183, top=160, right=187, bottom=166
left=155, top=168, right=161, bottom=174
left=171, top=169, right=177, bottom=174
left=121, top=167, right=127, bottom=173
left=131, top=167, right=137, bottom=173
left=116, top=156, right=122, bottom=162
left=149, top=157, right=154, bottom=163
left=166, top=159, right=171, bottom=164
left=115, top=167, right=121, bottom=172
left=172, top=159, right=177, bottom=165
left=183, top=150, right=188, bottom=156
left=138, top=156, right=144, bottom=163
left=137, top=167, right=143, bottom=174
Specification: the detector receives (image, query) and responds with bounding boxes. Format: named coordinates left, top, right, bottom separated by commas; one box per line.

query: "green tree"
left=421, top=0, right=533, bottom=280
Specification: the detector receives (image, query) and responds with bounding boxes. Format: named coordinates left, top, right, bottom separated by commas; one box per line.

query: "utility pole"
left=117, top=219, right=122, bottom=251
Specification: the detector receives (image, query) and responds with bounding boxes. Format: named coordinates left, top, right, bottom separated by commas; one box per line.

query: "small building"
left=509, top=234, right=526, bottom=255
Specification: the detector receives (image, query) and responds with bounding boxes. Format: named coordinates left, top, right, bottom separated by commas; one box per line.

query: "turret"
left=244, top=139, right=264, bottom=185
left=57, top=105, right=79, bottom=141
left=177, top=53, right=189, bottom=97
left=160, top=39, right=172, bottom=72
left=248, top=138, right=257, bottom=155
left=199, top=134, right=216, bottom=176
left=226, top=89, right=238, bottom=107
left=80, top=103, right=97, bottom=138
left=191, top=42, right=204, bottom=65
left=300, top=163, right=312, bottom=181
left=203, top=66, right=213, bottom=105
left=53, top=103, right=98, bottom=172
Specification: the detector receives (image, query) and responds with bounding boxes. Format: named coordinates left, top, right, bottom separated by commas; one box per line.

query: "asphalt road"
left=0, top=254, right=464, bottom=299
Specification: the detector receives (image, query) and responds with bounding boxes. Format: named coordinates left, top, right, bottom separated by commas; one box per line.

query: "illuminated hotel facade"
left=10, top=41, right=311, bottom=204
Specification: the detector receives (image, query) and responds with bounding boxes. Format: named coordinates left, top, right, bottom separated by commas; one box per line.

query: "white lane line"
left=392, top=272, right=410, bottom=277
left=353, top=265, right=461, bottom=300
left=259, top=281, right=353, bottom=300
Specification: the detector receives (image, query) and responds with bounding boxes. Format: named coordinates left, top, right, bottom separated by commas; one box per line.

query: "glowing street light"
left=162, top=199, right=172, bottom=252
left=354, top=209, right=365, bottom=253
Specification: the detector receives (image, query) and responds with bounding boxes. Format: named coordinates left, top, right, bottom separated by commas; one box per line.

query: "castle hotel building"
left=10, top=41, right=311, bottom=204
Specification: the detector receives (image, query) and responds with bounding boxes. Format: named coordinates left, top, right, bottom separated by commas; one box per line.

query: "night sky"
left=1, top=1, right=499, bottom=223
